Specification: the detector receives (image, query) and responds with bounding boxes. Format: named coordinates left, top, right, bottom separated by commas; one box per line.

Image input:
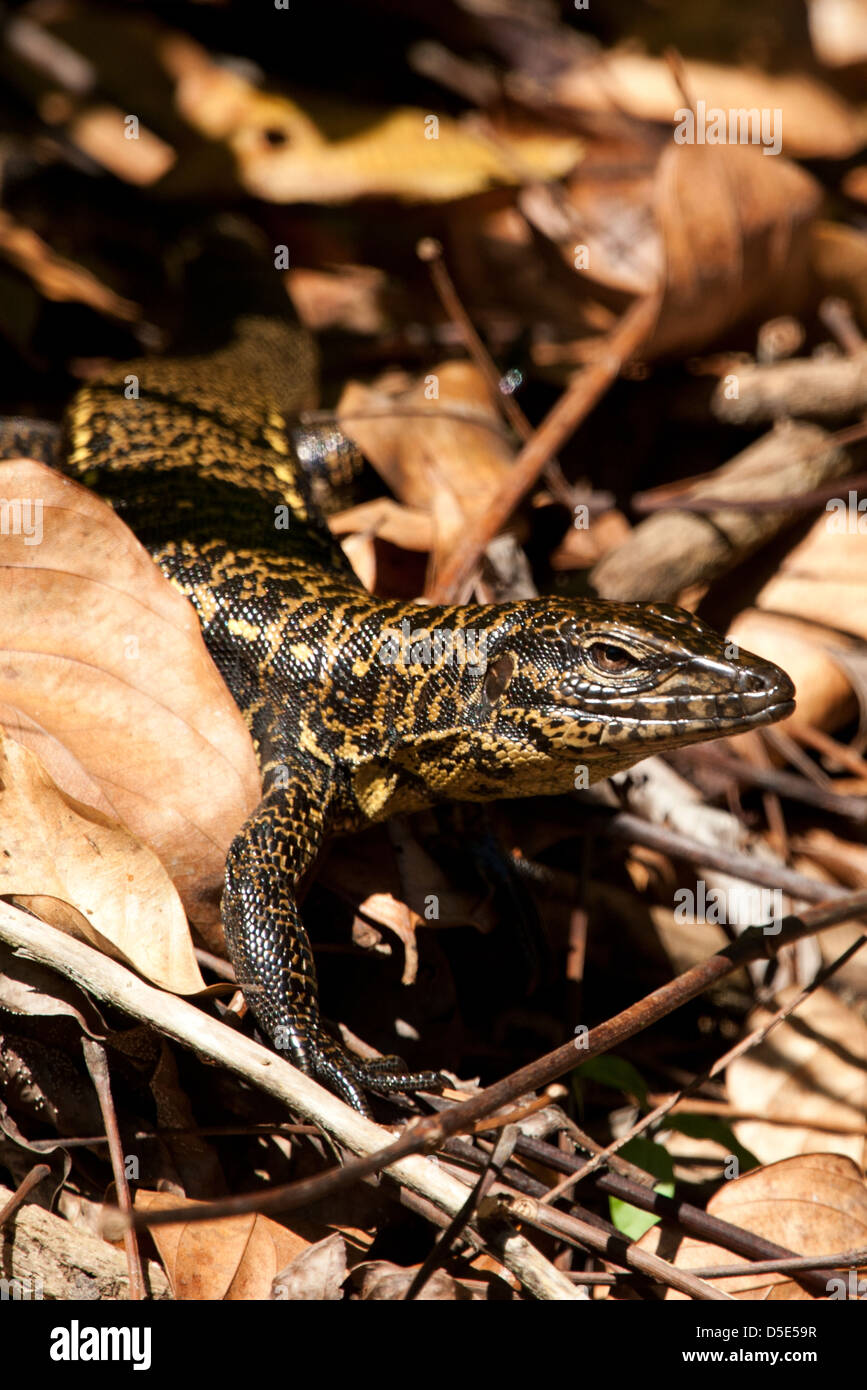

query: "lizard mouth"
left=549, top=658, right=796, bottom=735
left=708, top=693, right=796, bottom=733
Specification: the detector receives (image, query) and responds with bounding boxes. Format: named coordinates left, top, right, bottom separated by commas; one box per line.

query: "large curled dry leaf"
left=497, top=133, right=821, bottom=363
left=0, top=730, right=202, bottom=993
left=650, top=140, right=821, bottom=357
left=635, top=1153, right=867, bottom=1299
left=0, top=459, right=261, bottom=945
left=727, top=987, right=867, bottom=1169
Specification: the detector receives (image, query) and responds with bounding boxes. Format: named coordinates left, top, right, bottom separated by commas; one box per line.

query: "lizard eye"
left=484, top=653, right=515, bottom=703
left=262, top=126, right=291, bottom=148
left=587, top=642, right=634, bottom=675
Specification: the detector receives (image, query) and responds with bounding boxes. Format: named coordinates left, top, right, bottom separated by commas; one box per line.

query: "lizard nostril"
left=739, top=661, right=795, bottom=703
left=741, top=669, right=769, bottom=694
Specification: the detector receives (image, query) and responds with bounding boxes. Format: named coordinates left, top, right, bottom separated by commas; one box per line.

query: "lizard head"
left=376, top=598, right=795, bottom=808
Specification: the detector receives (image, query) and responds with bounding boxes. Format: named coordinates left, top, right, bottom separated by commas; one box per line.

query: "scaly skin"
left=61, top=251, right=796, bottom=1112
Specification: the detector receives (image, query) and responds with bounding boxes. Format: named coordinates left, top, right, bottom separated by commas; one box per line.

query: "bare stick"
left=0, top=1164, right=51, bottom=1230
left=82, top=1038, right=145, bottom=1301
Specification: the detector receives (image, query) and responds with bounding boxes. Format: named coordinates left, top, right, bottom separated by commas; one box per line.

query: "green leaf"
left=608, top=1137, right=675, bottom=1240
left=572, top=1055, right=649, bottom=1109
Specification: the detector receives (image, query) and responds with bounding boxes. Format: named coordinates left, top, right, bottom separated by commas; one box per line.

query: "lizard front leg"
left=221, top=771, right=444, bottom=1113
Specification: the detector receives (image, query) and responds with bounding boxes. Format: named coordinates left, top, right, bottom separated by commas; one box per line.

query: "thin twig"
left=0, top=1164, right=51, bottom=1230
left=4, top=891, right=864, bottom=1280
left=681, top=744, right=867, bottom=823
left=489, top=1192, right=732, bottom=1301
left=633, top=467, right=867, bottom=515
left=594, top=808, right=860, bottom=902
left=405, top=1124, right=521, bottom=1300
left=82, top=1038, right=145, bottom=1301
left=792, top=723, right=867, bottom=779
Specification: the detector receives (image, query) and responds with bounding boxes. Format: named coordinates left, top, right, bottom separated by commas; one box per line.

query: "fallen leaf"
left=727, top=987, right=867, bottom=1168
left=0, top=938, right=106, bottom=1033
left=160, top=27, right=581, bottom=204
left=0, top=728, right=203, bottom=994
left=551, top=50, right=867, bottom=159
left=135, top=1190, right=318, bottom=1300
left=650, top=140, right=820, bottom=357
left=748, top=509, right=867, bottom=642
left=0, top=459, right=261, bottom=945
left=286, top=266, right=389, bottom=336
left=338, top=362, right=517, bottom=588
left=354, top=892, right=422, bottom=987
left=635, top=1153, right=867, bottom=1299
left=272, top=1233, right=346, bottom=1301
left=356, top=1260, right=474, bottom=1300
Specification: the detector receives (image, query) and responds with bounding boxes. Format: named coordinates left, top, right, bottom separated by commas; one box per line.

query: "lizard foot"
left=304, top=1027, right=447, bottom=1115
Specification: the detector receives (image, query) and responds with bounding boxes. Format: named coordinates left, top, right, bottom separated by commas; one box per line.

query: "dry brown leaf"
left=158, top=25, right=581, bottom=203
left=334, top=530, right=378, bottom=593
left=272, top=1233, right=346, bottom=1301
left=0, top=730, right=202, bottom=994
left=328, top=499, right=434, bottom=554
left=636, top=1153, right=867, bottom=1299
left=551, top=51, right=867, bottom=159
left=338, top=362, right=516, bottom=585
left=286, top=266, right=389, bottom=336
left=749, top=514, right=867, bottom=641
left=173, top=61, right=580, bottom=202
left=841, top=168, right=867, bottom=205
left=516, top=137, right=820, bottom=360
left=650, top=141, right=820, bottom=357
left=0, top=940, right=105, bottom=1033
left=548, top=508, right=632, bottom=571
left=134, top=1190, right=318, bottom=1300
left=727, top=987, right=867, bottom=1168
left=521, top=170, right=661, bottom=300
left=0, top=459, right=261, bottom=945
left=354, top=892, right=422, bottom=987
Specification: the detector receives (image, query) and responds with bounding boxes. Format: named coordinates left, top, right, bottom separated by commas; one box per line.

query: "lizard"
left=58, top=230, right=796, bottom=1112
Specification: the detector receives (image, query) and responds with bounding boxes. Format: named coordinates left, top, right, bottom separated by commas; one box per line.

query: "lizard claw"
left=304, top=1029, right=446, bottom=1114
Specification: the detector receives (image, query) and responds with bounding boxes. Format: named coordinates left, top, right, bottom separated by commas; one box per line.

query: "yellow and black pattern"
left=60, top=236, right=796, bottom=1111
